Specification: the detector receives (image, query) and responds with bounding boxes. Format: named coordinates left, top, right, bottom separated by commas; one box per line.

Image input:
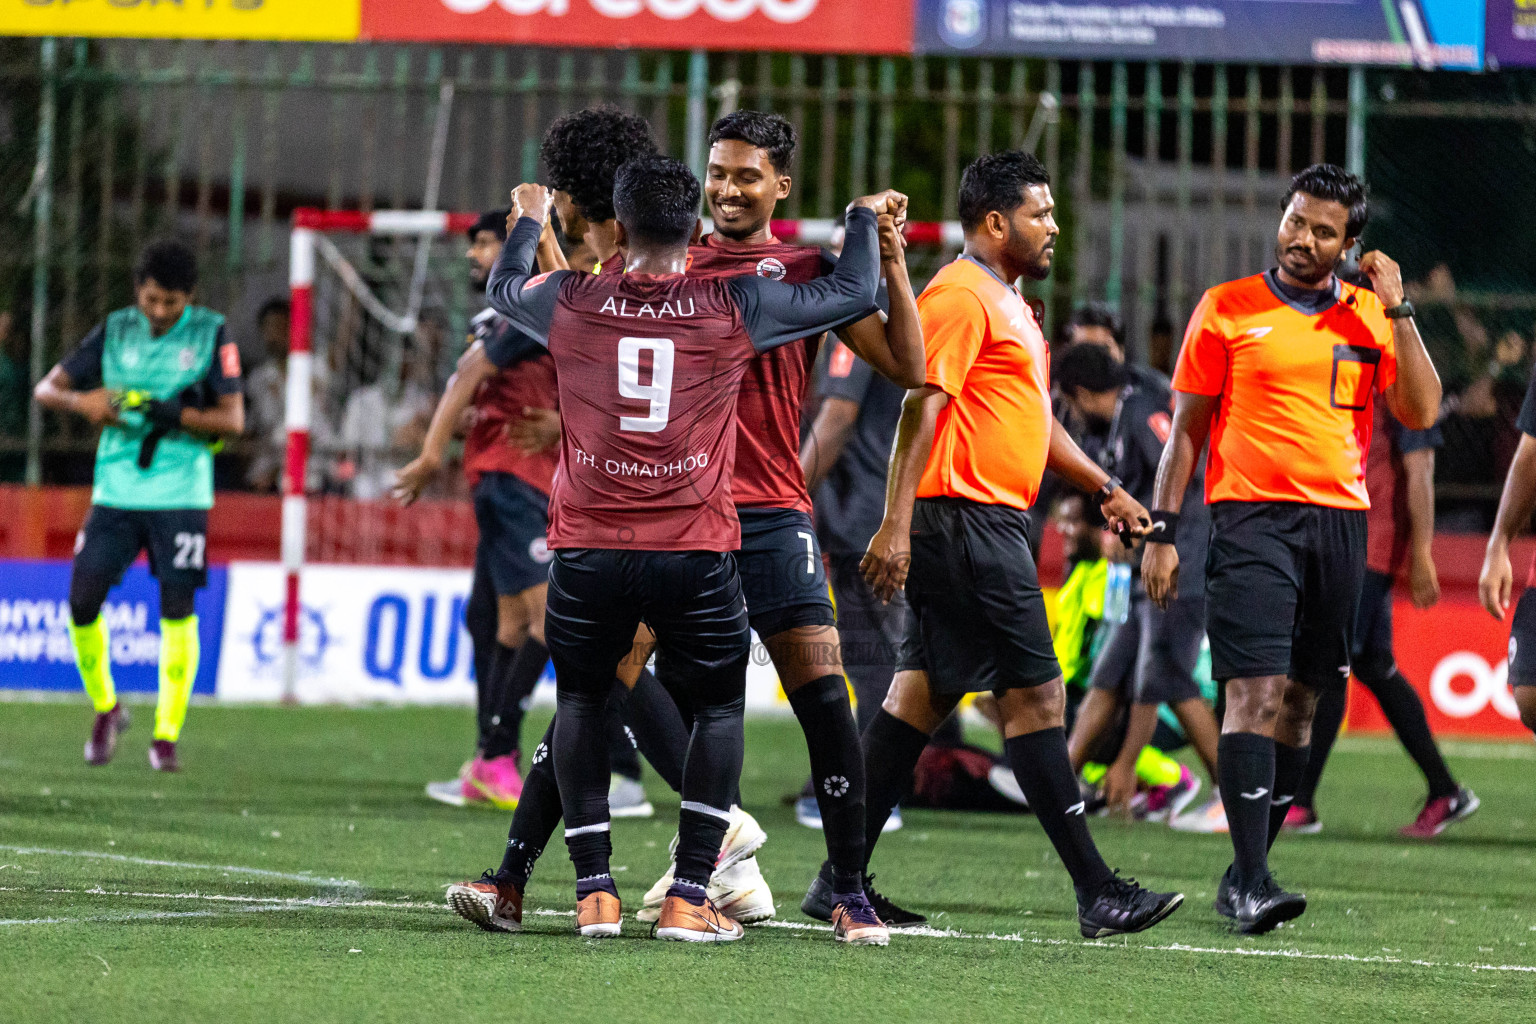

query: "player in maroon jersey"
left=484, top=160, right=891, bottom=943
left=632, top=112, right=927, bottom=931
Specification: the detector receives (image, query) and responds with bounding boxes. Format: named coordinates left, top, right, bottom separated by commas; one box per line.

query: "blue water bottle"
left=1105, top=563, right=1131, bottom=625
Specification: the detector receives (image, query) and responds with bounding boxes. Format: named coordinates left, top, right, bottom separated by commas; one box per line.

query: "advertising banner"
left=915, top=0, right=1484, bottom=69
left=0, top=0, right=361, bottom=41
left=359, top=0, right=914, bottom=53
left=1486, top=0, right=1536, bottom=67
left=1347, top=596, right=1529, bottom=740
left=216, top=562, right=788, bottom=710
left=0, top=559, right=225, bottom=696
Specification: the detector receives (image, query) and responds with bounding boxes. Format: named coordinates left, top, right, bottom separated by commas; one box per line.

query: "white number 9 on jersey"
left=617, top=337, right=675, bottom=433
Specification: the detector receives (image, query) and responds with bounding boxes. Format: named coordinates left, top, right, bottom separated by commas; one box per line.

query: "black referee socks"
left=1219, top=731, right=1276, bottom=889
left=1003, top=727, right=1115, bottom=902
left=1267, top=742, right=1310, bottom=851
left=861, top=709, right=930, bottom=870
left=789, top=674, right=867, bottom=893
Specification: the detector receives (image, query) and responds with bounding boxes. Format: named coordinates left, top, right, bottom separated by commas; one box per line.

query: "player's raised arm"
left=728, top=200, right=885, bottom=352
left=485, top=183, right=568, bottom=344
left=833, top=204, right=926, bottom=389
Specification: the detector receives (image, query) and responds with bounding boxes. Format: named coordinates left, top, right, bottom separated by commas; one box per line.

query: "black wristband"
left=1094, top=476, right=1123, bottom=507
left=1145, top=511, right=1179, bottom=545
left=1382, top=300, right=1416, bottom=320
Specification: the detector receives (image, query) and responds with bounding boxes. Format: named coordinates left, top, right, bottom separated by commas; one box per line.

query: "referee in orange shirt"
left=1144, top=165, right=1442, bottom=934
left=845, top=151, right=1183, bottom=939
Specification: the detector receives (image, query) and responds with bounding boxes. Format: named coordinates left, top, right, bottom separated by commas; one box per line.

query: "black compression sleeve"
left=485, top=217, right=563, bottom=346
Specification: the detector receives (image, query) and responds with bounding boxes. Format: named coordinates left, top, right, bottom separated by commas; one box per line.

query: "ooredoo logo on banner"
left=360, top=0, right=914, bottom=52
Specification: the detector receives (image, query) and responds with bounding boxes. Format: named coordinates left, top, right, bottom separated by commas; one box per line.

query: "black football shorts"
left=1204, top=500, right=1366, bottom=691
left=735, top=507, right=835, bottom=639
left=896, top=497, right=1061, bottom=694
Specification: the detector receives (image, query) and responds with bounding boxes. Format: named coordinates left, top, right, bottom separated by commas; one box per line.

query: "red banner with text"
left=360, top=0, right=914, bottom=53
left=1347, top=596, right=1528, bottom=740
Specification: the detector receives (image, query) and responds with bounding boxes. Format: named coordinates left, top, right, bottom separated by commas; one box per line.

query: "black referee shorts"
left=1204, top=500, right=1366, bottom=691
left=896, top=497, right=1061, bottom=695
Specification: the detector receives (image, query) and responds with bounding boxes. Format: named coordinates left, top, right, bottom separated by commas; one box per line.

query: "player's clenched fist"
left=849, top=189, right=908, bottom=218
left=509, top=183, right=554, bottom=229
left=1358, top=250, right=1405, bottom=308
left=1142, top=542, right=1180, bottom=610
left=1479, top=539, right=1513, bottom=621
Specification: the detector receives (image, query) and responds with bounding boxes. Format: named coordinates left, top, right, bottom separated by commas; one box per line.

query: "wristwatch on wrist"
left=1383, top=300, right=1416, bottom=320
left=1094, top=476, right=1123, bottom=506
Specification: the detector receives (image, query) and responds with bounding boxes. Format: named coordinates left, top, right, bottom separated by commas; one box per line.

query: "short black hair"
left=1068, top=302, right=1125, bottom=349
left=134, top=239, right=197, bottom=293
left=257, top=297, right=290, bottom=324
left=468, top=209, right=509, bottom=243
left=1054, top=339, right=1127, bottom=396
left=1285, top=164, right=1369, bottom=239
left=958, top=151, right=1051, bottom=232
left=541, top=105, right=658, bottom=225
left=613, top=156, right=701, bottom=248
left=708, top=110, right=797, bottom=175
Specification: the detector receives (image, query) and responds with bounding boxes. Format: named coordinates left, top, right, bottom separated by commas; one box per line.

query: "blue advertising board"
left=916, top=0, right=1484, bottom=69
left=0, top=559, right=226, bottom=694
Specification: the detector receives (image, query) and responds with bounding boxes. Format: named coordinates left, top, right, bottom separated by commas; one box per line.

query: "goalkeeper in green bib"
left=34, top=240, right=244, bottom=771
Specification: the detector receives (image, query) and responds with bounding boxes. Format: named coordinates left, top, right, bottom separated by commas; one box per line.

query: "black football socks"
left=859, top=709, right=930, bottom=869
left=789, top=674, right=867, bottom=893
left=482, top=638, right=548, bottom=761
left=1366, top=670, right=1458, bottom=800
left=1219, top=731, right=1276, bottom=889
left=1003, top=727, right=1115, bottom=902
left=672, top=663, right=748, bottom=892
left=1267, top=741, right=1310, bottom=851
left=498, top=720, right=561, bottom=890
left=552, top=670, right=615, bottom=895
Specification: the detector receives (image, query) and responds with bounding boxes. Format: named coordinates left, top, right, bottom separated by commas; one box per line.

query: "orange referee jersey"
left=1173, top=271, right=1397, bottom=511
left=916, top=255, right=1053, bottom=511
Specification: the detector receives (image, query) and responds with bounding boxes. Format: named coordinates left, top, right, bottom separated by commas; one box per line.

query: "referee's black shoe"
left=1214, top=864, right=1236, bottom=920
left=1233, top=874, right=1307, bottom=935
left=802, top=871, right=927, bottom=929
left=1078, top=875, right=1184, bottom=938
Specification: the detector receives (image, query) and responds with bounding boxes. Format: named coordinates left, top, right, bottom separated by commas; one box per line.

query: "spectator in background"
left=1063, top=302, right=1169, bottom=393
left=244, top=298, right=289, bottom=492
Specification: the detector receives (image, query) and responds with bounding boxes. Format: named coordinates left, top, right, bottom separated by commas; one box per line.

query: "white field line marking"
left=0, top=845, right=361, bottom=888
left=0, top=905, right=304, bottom=927
left=0, top=886, right=441, bottom=911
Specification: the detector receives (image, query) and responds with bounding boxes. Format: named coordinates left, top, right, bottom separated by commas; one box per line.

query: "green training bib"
left=93, top=305, right=223, bottom=510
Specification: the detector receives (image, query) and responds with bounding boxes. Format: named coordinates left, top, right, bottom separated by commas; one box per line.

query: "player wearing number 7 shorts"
left=484, top=161, right=886, bottom=942
left=33, top=239, right=246, bottom=772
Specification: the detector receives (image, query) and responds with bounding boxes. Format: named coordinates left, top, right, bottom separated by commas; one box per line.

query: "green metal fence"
left=2, top=39, right=1535, bottom=503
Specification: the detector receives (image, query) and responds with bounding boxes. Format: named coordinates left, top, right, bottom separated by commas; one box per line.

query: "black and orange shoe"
left=653, top=893, right=744, bottom=943
left=831, top=891, right=890, bottom=946
left=576, top=890, right=623, bottom=938
left=446, top=872, right=524, bottom=933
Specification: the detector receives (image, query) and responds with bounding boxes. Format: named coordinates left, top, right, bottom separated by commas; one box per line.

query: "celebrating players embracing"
left=847, top=151, right=1184, bottom=939
left=485, top=160, right=890, bottom=942
left=1144, top=165, right=1442, bottom=934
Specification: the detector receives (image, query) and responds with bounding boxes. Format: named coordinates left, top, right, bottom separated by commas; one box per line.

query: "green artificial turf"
left=2, top=700, right=1534, bottom=1023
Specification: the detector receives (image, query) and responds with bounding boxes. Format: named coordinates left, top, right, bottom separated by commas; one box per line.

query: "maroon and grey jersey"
left=484, top=208, right=880, bottom=552
left=686, top=235, right=836, bottom=513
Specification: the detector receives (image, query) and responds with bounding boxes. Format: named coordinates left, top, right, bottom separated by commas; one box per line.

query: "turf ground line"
left=0, top=845, right=362, bottom=888
left=0, top=886, right=443, bottom=911
left=0, top=905, right=304, bottom=927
